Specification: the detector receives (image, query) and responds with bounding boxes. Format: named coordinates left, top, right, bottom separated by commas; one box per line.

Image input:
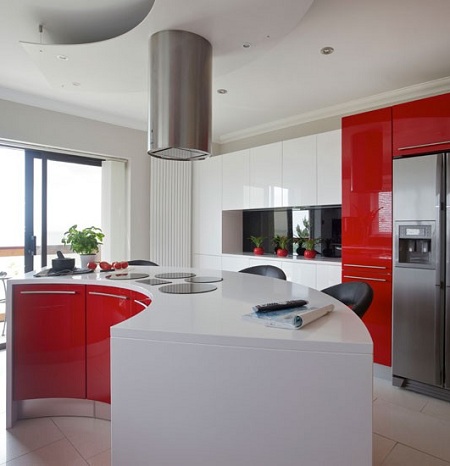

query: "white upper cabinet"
left=249, top=142, right=283, bottom=208
left=282, top=135, right=317, bottom=206
left=222, top=149, right=250, bottom=210
left=317, top=130, right=341, bottom=205
left=192, top=155, right=223, bottom=255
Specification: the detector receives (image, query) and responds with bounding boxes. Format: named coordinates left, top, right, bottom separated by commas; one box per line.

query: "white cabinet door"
left=316, top=264, right=342, bottom=290
left=282, top=135, right=317, bottom=206
left=192, top=156, right=222, bottom=255
left=249, top=142, right=283, bottom=208
left=281, top=261, right=317, bottom=289
left=222, top=149, right=250, bottom=210
left=221, top=255, right=250, bottom=272
left=317, top=130, right=341, bottom=205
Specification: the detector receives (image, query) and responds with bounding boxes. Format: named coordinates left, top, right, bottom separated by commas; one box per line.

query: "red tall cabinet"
left=342, top=107, right=393, bottom=366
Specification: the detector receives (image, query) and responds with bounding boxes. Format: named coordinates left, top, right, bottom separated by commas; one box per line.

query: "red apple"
left=87, top=261, right=97, bottom=270
left=99, top=261, right=112, bottom=270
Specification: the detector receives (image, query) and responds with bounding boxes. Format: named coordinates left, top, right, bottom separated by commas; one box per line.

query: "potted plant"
left=294, top=218, right=311, bottom=256
left=61, top=225, right=105, bottom=268
left=249, top=236, right=266, bottom=255
left=301, top=237, right=322, bottom=259
left=275, top=235, right=291, bottom=257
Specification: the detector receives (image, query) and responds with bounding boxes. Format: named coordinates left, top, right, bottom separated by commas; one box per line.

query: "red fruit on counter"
left=87, top=262, right=97, bottom=270
left=99, top=261, right=112, bottom=270
left=113, top=261, right=123, bottom=269
left=120, top=261, right=129, bottom=269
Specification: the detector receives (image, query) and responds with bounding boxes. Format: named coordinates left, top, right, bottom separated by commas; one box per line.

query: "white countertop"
left=10, top=266, right=372, bottom=355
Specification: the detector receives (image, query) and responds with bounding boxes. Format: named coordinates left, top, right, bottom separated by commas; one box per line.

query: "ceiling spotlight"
left=57, top=54, right=69, bottom=61
left=242, top=42, right=251, bottom=49
left=72, top=82, right=81, bottom=87
left=320, top=46, right=334, bottom=55
left=217, top=89, right=228, bottom=94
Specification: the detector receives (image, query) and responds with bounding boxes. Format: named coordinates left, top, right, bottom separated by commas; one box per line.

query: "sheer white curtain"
left=101, top=160, right=128, bottom=262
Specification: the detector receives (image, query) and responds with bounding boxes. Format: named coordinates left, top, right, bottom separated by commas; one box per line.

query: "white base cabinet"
left=221, top=253, right=341, bottom=289
left=112, top=335, right=372, bottom=466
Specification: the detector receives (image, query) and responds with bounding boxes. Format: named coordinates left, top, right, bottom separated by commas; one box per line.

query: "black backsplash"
left=243, top=206, right=342, bottom=257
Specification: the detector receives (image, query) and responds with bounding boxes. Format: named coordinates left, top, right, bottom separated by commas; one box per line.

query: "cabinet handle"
left=134, top=300, right=149, bottom=309
left=343, top=264, right=387, bottom=270
left=343, top=275, right=387, bottom=282
left=20, top=290, right=77, bottom=295
left=88, top=291, right=129, bottom=300
left=397, top=140, right=450, bottom=151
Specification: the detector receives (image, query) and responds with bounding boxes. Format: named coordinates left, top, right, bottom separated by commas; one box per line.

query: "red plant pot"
left=253, top=247, right=264, bottom=255
left=303, top=249, right=317, bottom=259
left=276, top=248, right=289, bottom=257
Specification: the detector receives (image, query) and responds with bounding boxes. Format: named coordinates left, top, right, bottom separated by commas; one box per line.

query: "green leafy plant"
left=249, top=236, right=265, bottom=248
left=301, top=237, right=322, bottom=251
left=273, top=235, right=292, bottom=249
left=61, top=225, right=105, bottom=255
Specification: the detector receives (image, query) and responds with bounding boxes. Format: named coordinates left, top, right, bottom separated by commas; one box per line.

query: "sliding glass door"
left=0, top=146, right=102, bottom=273
left=24, top=150, right=102, bottom=272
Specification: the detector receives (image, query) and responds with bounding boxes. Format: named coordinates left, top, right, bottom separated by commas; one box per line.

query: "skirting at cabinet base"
left=16, top=398, right=111, bottom=421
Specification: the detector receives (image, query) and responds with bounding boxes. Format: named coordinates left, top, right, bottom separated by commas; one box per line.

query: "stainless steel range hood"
left=148, top=30, right=212, bottom=161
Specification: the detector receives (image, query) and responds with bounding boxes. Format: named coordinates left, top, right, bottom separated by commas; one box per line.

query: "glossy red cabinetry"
left=393, top=92, right=450, bottom=157
left=86, top=286, right=151, bottom=403
left=13, top=284, right=86, bottom=400
left=342, top=108, right=393, bottom=366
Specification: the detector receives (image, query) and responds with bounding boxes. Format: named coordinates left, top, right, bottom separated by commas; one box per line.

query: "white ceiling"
left=1, top=0, right=450, bottom=145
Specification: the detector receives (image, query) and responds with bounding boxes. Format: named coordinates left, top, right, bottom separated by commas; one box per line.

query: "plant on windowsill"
left=249, top=236, right=266, bottom=255
left=61, top=225, right=105, bottom=268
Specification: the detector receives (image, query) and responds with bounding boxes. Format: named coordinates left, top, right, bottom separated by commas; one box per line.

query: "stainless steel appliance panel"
left=392, top=267, right=441, bottom=386
left=393, top=154, right=444, bottom=389
left=446, top=153, right=450, bottom=388
left=393, top=154, right=439, bottom=222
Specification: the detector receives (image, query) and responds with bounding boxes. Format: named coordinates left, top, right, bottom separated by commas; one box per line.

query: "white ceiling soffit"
left=19, top=0, right=314, bottom=93
left=20, top=0, right=155, bottom=92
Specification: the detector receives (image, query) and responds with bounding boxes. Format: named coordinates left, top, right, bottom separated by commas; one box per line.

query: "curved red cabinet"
left=12, top=283, right=150, bottom=403
left=13, top=284, right=86, bottom=400
left=86, top=286, right=151, bottom=403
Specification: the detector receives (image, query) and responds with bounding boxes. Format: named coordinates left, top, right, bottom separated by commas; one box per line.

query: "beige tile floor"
left=0, top=348, right=450, bottom=465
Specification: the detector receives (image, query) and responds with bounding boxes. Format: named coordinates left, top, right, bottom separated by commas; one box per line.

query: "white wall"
left=0, top=98, right=150, bottom=261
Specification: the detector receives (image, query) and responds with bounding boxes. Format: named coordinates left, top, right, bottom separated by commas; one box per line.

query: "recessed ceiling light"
left=320, top=46, right=334, bottom=55
left=242, top=42, right=251, bottom=49
left=72, top=82, right=81, bottom=87
left=217, top=89, right=228, bottom=94
left=57, top=54, right=69, bottom=61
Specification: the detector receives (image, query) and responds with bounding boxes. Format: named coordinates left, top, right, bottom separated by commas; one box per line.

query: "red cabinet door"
left=342, top=107, right=393, bottom=269
left=130, top=290, right=152, bottom=317
left=342, top=268, right=392, bottom=366
left=342, top=107, right=393, bottom=366
left=393, top=93, right=450, bottom=157
left=86, top=286, right=150, bottom=403
left=13, top=284, right=86, bottom=400
left=86, top=285, right=134, bottom=403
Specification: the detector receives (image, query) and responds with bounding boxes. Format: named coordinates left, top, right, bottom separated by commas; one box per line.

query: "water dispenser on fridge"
left=395, top=222, right=435, bottom=269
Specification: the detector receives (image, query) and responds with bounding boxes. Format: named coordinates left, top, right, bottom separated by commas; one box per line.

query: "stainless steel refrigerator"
left=393, top=153, right=450, bottom=400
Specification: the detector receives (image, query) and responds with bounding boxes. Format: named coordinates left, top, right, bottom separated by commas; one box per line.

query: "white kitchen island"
left=6, top=266, right=372, bottom=465
left=108, top=268, right=373, bottom=466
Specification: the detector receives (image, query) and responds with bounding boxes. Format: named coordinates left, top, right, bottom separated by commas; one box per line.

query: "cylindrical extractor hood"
left=148, top=30, right=212, bottom=161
